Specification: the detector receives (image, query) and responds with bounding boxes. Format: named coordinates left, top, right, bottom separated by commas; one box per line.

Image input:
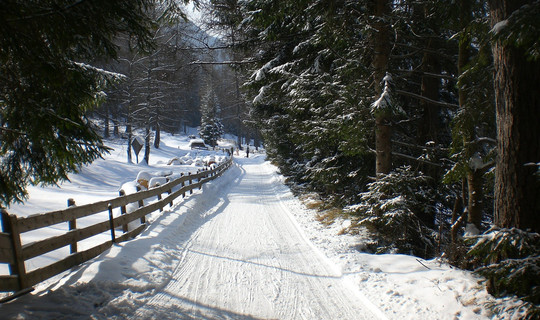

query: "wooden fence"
left=0, top=157, right=233, bottom=295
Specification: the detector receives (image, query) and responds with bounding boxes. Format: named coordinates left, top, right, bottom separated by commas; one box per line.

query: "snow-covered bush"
left=467, top=228, right=540, bottom=319
left=345, top=166, right=442, bottom=258
left=136, top=171, right=152, bottom=189
left=148, top=177, right=168, bottom=188
left=167, top=157, right=184, bottom=165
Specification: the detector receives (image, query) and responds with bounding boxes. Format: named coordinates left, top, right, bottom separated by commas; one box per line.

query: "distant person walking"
left=246, top=145, right=250, bottom=158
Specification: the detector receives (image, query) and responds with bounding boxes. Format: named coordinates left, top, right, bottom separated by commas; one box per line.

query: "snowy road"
left=128, top=156, right=383, bottom=319
left=1, top=155, right=385, bottom=319
left=0, top=135, right=504, bottom=320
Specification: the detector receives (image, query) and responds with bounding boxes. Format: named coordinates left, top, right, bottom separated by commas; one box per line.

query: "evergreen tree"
left=371, top=0, right=393, bottom=176
left=199, top=86, right=223, bottom=147
left=489, top=0, right=540, bottom=233
left=201, top=0, right=251, bottom=148
left=239, top=0, right=379, bottom=201
left=0, top=0, right=184, bottom=205
left=445, top=0, right=495, bottom=233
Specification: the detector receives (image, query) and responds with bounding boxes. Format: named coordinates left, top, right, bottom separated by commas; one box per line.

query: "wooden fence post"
left=67, top=198, right=77, bottom=254
left=1, top=209, right=28, bottom=290
left=119, top=190, right=128, bottom=232
left=189, top=172, right=193, bottom=195
left=166, top=178, right=173, bottom=208
left=181, top=173, right=186, bottom=198
left=107, top=204, right=116, bottom=243
left=136, top=186, right=145, bottom=224
left=198, top=169, right=202, bottom=190
left=157, top=190, right=163, bottom=213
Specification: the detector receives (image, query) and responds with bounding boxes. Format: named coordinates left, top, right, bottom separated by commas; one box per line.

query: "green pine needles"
left=0, top=1, right=181, bottom=205
left=467, top=228, right=540, bottom=319
left=345, top=166, right=444, bottom=258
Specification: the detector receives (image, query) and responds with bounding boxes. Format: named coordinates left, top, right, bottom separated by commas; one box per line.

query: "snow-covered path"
left=1, top=155, right=385, bottom=319
left=0, top=148, right=506, bottom=320
left=130, top=156, right=382, bottom=319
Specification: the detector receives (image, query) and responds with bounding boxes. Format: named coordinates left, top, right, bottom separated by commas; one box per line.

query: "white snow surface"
left=0, top=133, right=509, bottom=319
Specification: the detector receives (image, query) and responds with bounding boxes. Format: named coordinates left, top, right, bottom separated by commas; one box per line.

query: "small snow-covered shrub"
left=345, top=166, right=441, bottom=258
left=148, top=177, right=168, bottom=188
left=167, top=157, right=183, bottom=165
left=192, top=157, right=204, bottom=167
left=136, top=171, right=152, bottom=189
left=467, top=228, right=540, bottom=319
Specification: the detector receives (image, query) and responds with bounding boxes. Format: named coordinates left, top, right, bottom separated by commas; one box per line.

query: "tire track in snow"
left=130, top=156, right=385, bottom=319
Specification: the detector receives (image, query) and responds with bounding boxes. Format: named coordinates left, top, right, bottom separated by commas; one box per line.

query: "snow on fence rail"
left=0, top=157, right=233, bottom=296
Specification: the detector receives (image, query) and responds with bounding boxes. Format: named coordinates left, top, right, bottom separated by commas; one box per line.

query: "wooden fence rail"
left=0, top=157, right=233, bottom=295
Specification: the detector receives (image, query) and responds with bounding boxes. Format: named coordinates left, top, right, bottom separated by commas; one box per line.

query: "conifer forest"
left=0, top=0, right=539, bottom=317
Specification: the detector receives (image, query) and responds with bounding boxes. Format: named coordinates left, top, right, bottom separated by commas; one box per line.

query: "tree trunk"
left=144, top=124, right=151, bottom=165
left=126, top=113, right=132, bottom=163
left=467, top=170, right=484, bottom=229
left=418, top=50, right=441, bottom=145
left=375, top=118, right=392, bottom=175
left=417, top=0, right=441, bottom=146
left=103, top=104, right=110, bottom=138
left=154, top=108, right=161, bottom=149
left=154, top=123, right=160, bottom=149
left=372, top=0, right=392, bottom=176
left=113, top=119, right=119, bottom=137
left=489, top=0, right=540, bottom=232
left=458, top=0, right=485, bottom=231
left=237, top=129, right=243, bottom=150
left=418, top=39, right=442, bottom=179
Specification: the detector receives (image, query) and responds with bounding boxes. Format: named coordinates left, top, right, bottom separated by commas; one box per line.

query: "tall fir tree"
left=199, top=86, right=223, bottom=148
left=489, top=0, right=540, bottom=232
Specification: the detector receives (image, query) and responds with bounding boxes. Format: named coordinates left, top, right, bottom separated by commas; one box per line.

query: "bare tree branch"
left=189, top=59, right=259, bottom=65
left=395, top=89, right=459, bottom=109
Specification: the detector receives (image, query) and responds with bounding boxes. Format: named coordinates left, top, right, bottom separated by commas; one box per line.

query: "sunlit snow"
left=0, top=132, right=515, bottom=319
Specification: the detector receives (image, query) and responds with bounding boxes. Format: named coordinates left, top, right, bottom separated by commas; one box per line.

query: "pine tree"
left=201, top=0, right=251, bottom=148
left=443, top=0, right=496, bottom=233
left=0, top=0, right=184, bottom=205
left=199, top=86, right=223, bottom=148
left=489, top=0, right=540, bottom=233
left=372, top=0, right=393, bottom=176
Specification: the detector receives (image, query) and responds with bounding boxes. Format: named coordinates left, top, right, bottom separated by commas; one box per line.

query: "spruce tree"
left=199, top=87, right=223, bottom=148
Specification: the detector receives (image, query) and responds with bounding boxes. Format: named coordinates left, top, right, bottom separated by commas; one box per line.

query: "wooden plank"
left=16, top=175, right=192, bottom=233
left=136, top=186, right=145, bottom=224
left=115, top=224, right=146, bottom=243
left=0, top=233, right=12, bottom=249
left=112, top=194, right=175, bottom=229
left=1, top=210, right=27, bottom=290
left=111, top=183, right=195, bottom=230
left=67, top=198, right=77, bottom=254
left=0, top=276, right=20, bottom=292
left=22, top=221, right=110, bottom=261
left=191, top=171, right=207, bottom=180
left=0, top=249, right=15, bottom=264
left=26, top=241, right=112, bottom=287
left=8, top=159, right=234, bottom=290
left=108, top=204, right=115, bottom=243
left=119, top=190, right=128, bottom=233
left=0, top=287, right=34, bottom=302
left=17, top=202, right=110, bottom=234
